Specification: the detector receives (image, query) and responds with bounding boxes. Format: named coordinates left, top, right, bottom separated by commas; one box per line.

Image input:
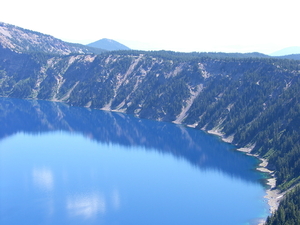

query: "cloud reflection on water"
left=111, top=189, right=121, bottom=210
left=66, top=189, right=122, bottom=219
left=66, top=193, right=106, bottom=218
left=32, top=167, right=54, bottom=191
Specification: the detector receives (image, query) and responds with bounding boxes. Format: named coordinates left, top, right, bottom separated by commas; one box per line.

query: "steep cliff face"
left=0, top=22, right=105, bottom=54
left=0, top=49, right=205, bottom=122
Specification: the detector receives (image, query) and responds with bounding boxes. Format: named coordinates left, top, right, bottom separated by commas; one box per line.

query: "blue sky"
left=1, top=0, right=299, bottom=54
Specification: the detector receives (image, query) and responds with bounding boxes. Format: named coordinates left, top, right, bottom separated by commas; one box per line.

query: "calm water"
left=0, top=98, right=269, bottom=225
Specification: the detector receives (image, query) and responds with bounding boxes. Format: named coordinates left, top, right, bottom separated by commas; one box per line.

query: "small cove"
left=0, top=97, right=269, bottom=225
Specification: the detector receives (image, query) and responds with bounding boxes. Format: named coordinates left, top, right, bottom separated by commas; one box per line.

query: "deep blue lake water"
left=0, top=98, right=269, bottom=225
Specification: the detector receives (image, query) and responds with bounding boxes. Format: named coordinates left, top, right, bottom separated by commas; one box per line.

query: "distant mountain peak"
left=270, top=46, right=300, bottom=56
left=87, top=38, right=130, bottom=51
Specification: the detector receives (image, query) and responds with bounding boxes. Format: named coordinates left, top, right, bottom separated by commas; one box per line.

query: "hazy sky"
left=1, top=0, right=299, bottom=54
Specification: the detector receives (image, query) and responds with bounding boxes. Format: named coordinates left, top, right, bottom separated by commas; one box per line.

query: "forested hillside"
left=1, top=23, right=300, bottom=224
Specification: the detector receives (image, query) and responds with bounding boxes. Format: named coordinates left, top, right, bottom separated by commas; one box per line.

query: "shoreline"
left=247, top=153, right=283, bottom=225
left=206, top=129, right=283, bottom=224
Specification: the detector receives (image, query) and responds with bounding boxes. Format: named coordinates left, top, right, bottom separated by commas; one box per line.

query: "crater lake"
left=0, top=97, right=269, bottom=225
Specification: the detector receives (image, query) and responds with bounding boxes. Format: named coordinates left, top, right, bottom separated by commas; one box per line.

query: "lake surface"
left=0, top=97, right=269, bottom=225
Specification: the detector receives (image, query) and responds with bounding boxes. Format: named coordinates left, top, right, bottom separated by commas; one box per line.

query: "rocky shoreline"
left=206, top=129, right=283, bottom=224
left=236, top=147, right=283, bottom=214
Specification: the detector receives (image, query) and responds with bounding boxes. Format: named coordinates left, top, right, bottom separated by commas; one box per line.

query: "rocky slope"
left=0, top=22, right=106, bottom=55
